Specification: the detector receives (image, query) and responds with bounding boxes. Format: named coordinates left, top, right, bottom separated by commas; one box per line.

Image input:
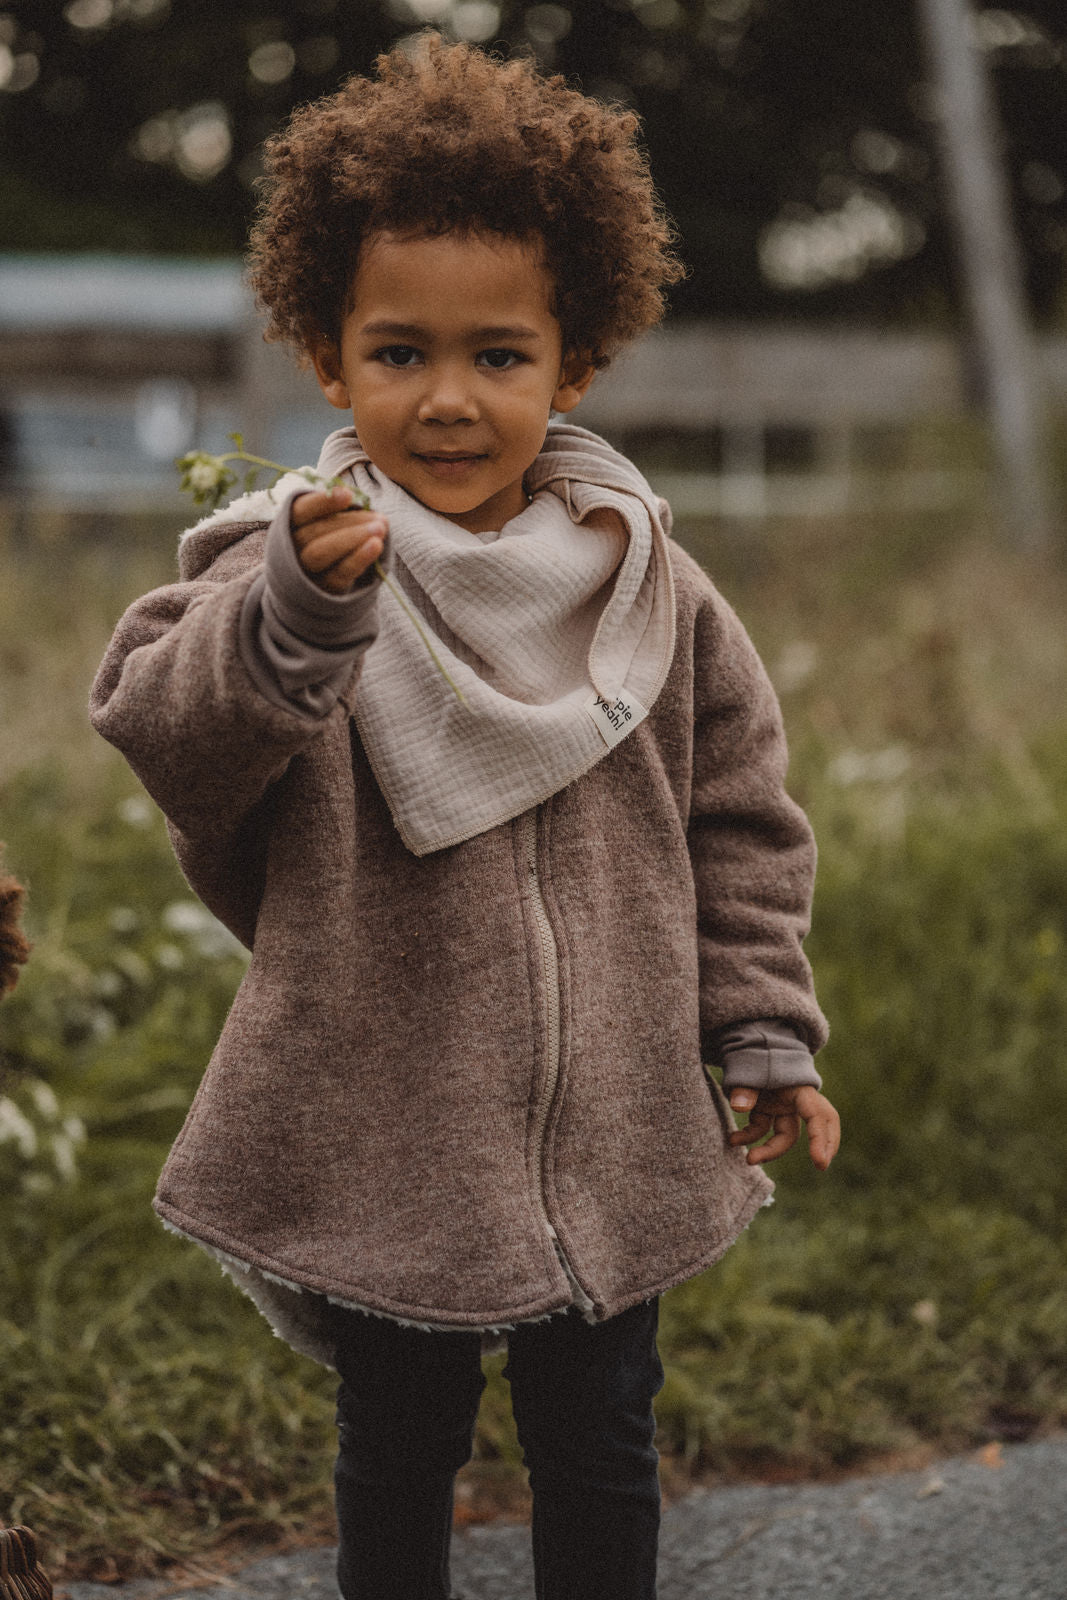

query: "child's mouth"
left=414, top=452, right=488, bottom=479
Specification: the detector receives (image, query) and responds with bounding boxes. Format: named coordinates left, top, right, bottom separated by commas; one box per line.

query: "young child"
left=91, top=36, right=839, bottom=1600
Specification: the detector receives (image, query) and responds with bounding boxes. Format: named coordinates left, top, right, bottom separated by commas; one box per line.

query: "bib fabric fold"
left=314, top=423, right=677, bottom=856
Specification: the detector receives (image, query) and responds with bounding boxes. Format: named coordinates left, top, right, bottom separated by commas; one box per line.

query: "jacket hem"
left=154, top=1171, right=773, bottom=1364
left=584, top=1176, right=775, bottom=1323
left=154, top=1199, right=575, bottom=1365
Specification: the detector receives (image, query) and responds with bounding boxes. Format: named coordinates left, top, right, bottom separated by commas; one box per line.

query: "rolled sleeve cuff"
left=711, top=1018, right=823, bottom=1093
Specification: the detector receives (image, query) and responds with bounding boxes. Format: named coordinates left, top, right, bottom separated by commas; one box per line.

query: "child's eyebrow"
left=359, top=319, right=543, bottom=342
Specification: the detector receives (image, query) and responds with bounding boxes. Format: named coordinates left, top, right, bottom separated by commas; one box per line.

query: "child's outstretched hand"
left=728, top=1084, right=841, bottom=1170
left=291, top=487, right=388, bottom=593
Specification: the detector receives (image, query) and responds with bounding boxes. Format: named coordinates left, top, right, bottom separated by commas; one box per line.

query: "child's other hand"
left=728, top=1084, right=841, bottom=1170
left=291, top=488, right=388, bottom=594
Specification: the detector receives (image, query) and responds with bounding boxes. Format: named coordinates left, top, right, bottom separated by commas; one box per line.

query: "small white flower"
left=162, top=899, right=214, bottom=935
left=63, top=1115, right=87, bottom=1147
left=118, top=796, right=153, bottom=828
left=51, top=1132, right=79, bottom=1182
left=774, top=641, right=817, bottom=694
left=29, top=1082, right=59, bottom=1119
left=163, top=900, right=245, bottom=960
left=88, top=1007, right=117, bottom=1040
left=829, top=745, right=911, bottom=786
left=188, top=458, right=227, bottom=493
left=0, top=1083, right=86, bottom=1184
left=0, top=1098, right=38, bottom=1159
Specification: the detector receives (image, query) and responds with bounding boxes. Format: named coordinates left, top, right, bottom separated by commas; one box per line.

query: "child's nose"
left=417, top=363, right=479, bottom=426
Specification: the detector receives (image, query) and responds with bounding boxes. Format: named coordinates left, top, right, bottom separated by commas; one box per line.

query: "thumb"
left=729, top=1088, right=758, bottom=1112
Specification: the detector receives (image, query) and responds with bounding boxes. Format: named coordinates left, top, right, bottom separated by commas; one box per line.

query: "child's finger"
left=744, top=1114, right=800, bottom=1164
left=316, top=540, right=385, bottom=593
left=291, top=486, right=357, bottom=527
left=309, top=536, right=386, bottom=593
left=804, top=1103, right=841, bottom=1171
left=293, top=512, right=387, bottom=559
left=298, top=522, right=385, bottom=574
left=728, top=1111, right=772, bottom=1147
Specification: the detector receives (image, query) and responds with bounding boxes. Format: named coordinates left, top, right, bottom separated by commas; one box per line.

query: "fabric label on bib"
left=585, top=690, right=649, bottom=750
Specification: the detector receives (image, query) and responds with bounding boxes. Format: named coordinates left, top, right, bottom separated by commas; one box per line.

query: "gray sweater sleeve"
left=709, top=1019, right=823, bottom=1093
left=238, top=487, right=383, bottom=717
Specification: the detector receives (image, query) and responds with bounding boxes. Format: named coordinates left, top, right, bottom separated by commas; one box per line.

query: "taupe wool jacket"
left=90, top=498, right=828, bottom=1367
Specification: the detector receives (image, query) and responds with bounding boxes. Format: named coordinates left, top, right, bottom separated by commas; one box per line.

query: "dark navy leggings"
left=330, top=1296, right=664, bottom=1600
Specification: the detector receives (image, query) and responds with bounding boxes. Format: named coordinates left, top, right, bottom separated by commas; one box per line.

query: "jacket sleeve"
left=89, top=491, right=380, bottom=846
left=687, top=584, right=828, bottom=1060
left=707, top=1018, right=823, bottom=1092
left=240, top=489, right=382, bottom=716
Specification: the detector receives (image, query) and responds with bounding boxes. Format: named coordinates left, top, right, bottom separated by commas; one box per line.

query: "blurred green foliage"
left=1, top=500, right=1067, bottom=1578
left=1, top=0, right=1066, bottom=321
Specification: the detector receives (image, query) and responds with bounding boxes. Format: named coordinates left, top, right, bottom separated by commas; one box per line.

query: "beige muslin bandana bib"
left=314, top=423, right=677, bottom=855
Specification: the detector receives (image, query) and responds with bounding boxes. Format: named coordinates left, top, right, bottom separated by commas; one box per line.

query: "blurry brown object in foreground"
left=0, top=1526, right=53, bottom=1598
left=0, top=850, right=31, bottom=995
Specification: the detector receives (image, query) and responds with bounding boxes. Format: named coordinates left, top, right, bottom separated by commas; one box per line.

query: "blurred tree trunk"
left=917, top=0, right=1058, bottom=550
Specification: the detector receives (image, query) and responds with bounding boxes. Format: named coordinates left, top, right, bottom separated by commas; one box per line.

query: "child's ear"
left=552, top=354, right=596, bottom=415
left=311, top=339, right=352, bottom=410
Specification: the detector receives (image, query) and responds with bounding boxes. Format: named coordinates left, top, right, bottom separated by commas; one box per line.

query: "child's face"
left=311, top=230, right=593, bottom=534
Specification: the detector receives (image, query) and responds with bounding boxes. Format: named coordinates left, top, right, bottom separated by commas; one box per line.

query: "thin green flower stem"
left=215, top=449, right=368, bottom=505
left=219, top=450, right=319, bottom=475
left=371, top=561, right=466, bottom=705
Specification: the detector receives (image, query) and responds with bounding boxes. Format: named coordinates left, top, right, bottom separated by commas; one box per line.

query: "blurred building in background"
left=3, top=250, right=1067, bottom=522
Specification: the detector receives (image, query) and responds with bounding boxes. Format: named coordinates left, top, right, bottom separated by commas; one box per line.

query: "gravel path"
left=58, top=1436, right=1067, bottom=1600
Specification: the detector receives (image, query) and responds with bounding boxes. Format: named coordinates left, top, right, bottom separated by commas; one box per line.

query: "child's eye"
left=478, top=348, right=524, bottom=370
left=375, top=345, right=422, bottom=368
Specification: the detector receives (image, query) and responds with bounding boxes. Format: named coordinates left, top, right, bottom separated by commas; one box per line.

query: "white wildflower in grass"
left=28, top=1081, right=59, bottom=1119
left=0, top=1081, right=86, bottom=1188
left=117, top=795, right=154, bottom=828
left=829, top=745, right=912, bottom=786
left=773, top=640, right=818, bottom=694
left=88, top=1006, right=117, bottom=1041
left=0, top=1097, right=38, bottom=1159
left=175, top=434, right=465, bottom=701
left=161, top=899, right=215, bottom=936
left=53, top=1119, right=87, bottom=1182
left=912, top=1298, right=939, bottom=1327
left=163, top=900, right=247, bottom=962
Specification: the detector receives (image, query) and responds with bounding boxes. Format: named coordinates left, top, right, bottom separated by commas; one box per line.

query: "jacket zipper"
left=521, top=809, right=595, bottom=1316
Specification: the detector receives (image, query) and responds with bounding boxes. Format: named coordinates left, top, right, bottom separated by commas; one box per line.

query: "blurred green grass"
left=2, top=503, right=1067, bottom=1579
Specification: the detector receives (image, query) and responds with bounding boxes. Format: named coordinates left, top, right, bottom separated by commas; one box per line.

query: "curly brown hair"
left=0, top=854, right=30, bottom=997
left=248, top=34, right=684, bottom=369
